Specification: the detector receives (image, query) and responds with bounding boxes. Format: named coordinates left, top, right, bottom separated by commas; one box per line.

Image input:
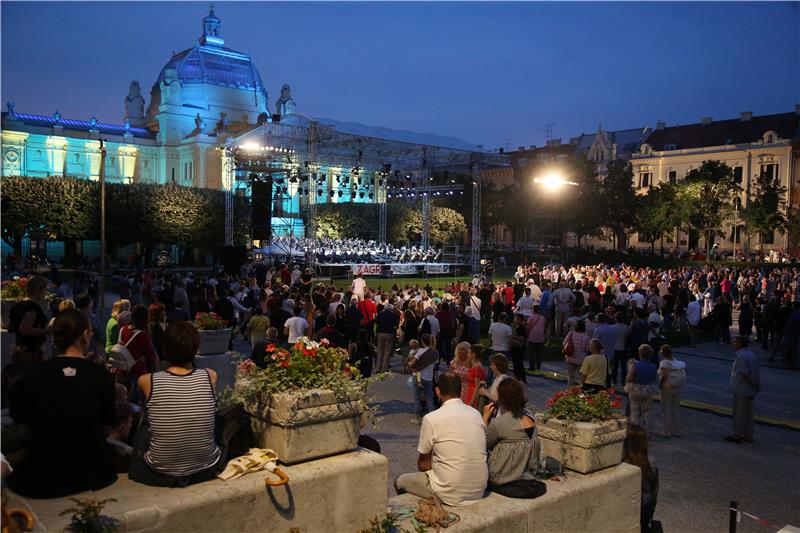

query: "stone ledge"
left=11, top=449, right=388, bottom=533
left=389, top=463, right=641, bottom=533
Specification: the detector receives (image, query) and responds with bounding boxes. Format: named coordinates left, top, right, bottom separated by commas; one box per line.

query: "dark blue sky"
left=2, top=2, right=798, bottom=149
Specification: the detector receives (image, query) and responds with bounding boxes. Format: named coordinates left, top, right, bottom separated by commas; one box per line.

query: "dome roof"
left=155, top=6, right=266, bottom=96
left=156, top=45, right=266, bottom=94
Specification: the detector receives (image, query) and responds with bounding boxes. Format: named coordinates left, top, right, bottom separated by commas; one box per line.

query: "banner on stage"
left=426, top=264, right=450, bottom=274
left=391, top=264, right=418, bottom=275
left=352, top=264, right=383, bottom=276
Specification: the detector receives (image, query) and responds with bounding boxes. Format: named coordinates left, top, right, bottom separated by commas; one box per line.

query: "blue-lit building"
left=1, top=6, right=499, bottom=259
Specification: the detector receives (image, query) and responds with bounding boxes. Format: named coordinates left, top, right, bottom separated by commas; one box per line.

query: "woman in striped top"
left=482, top=378, right=540, bottom=487
left=129, top=322, right=222, bottom=487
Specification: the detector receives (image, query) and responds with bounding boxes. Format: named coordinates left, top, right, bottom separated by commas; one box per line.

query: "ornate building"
left=629, top=109, right=800, bottom=255
left=1, top=6, right=500, bottom=259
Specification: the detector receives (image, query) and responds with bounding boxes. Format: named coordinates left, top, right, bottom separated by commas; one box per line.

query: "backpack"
left=666, top=365, right=686, bottom=389
left=108, top=330, right=141, bottom=372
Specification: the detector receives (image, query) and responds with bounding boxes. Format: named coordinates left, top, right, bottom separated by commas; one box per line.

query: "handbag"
left=562, top=332, right=574, bottom=356
left=490, top=479, right=547, bottom=499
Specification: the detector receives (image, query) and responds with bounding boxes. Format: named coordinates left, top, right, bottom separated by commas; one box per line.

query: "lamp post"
left=99, top=139, right=107, bottom=322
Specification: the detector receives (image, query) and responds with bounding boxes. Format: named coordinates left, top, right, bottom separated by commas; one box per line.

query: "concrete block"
left=194, top=351, right=238, bottom=393
left=250, top=389, right=364, bottom=464
left=13, top=449, right=388, bottom=533
left=536, top=415, right=626, bottom=474
left=389, top=463, right=641, bottom=533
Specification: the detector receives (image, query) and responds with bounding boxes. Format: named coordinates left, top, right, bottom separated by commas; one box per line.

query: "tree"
left=564, top=157, right=603, bottom=249
left=600, top=160, right=638, bottom=250
left=479, top=181, right=504, bottom=246
left=497, top=184, right=531, bottom=251
left=315, top=203, right=377, bottom=240
left=389, top=206, right=466, bottom=245
left=740, top=169, right=788, bottom=256
left=681, top=160, right=742, bottom=257
left=635, top=183, right=687, bottom=253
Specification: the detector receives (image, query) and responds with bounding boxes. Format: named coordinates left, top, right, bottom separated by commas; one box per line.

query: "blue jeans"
left=414, top=379, right=436, bottom=417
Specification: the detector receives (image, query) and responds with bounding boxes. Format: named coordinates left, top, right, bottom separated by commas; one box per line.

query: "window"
left=557, top=154, right=568, bottom=161
left=762, top=230, right=775, bottom=245
left=760, top=163, right=778, bottom=181
left=537, top=154, right=549, bottom=162
left=668, top=170, right=677, bottom=185
left=517, top=158, right=528, bottom=167
left=639, top=172, right=652, bottom=188
left=663, top=144, right=677, bottom=151
left=733, top=166, right=743, bottom=184
left=734, top=197, right=742, bottom=212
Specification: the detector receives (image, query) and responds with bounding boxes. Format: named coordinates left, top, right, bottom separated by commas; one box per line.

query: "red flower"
left=611, top=400, right=622, bottom=409
left=238, top=360, right=257, bottom=373
left=266, top=344, right=276, bottom=353
left=607, top=387, right=616, bottom=395
left=279, top=360, right=291, bottom=368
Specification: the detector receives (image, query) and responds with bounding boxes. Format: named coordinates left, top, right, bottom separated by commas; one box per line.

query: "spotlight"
left=337, top=190, right=343, bottom=197
left=359, top=192, right=365, bottom=199
left=368, top=193, right=374, bottom=199
left=317, top=190, right=323, bottom=196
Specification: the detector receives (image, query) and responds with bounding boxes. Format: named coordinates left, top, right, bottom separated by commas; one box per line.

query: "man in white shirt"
left=488, top=313, right=513, bottom=355
left=553, top=282, right=575, bottom=337
left=352, top=274, right=367, bottom=301
left=284, top=308, right=309, bottom=343
left=395, top=371, right=488, bottom=506
left=514, top=288, right=535, bottom=317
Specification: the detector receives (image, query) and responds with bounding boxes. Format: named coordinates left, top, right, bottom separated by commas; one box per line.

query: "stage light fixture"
left=317, top=189, right=323, bottom=196
left=368, top=193, right=374, bottom=199
left=359, top=192, right=365, bottom=199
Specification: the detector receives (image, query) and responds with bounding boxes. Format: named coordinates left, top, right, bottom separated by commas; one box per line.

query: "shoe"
left=410, top=417, right=422, bottom=425
left=724, top=435, right=743, bottom=443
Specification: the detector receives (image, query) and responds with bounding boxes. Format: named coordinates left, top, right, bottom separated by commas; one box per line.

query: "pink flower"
left=320, top=338, right=330, bottom=346
left=238, top=360, right=257, bottom=373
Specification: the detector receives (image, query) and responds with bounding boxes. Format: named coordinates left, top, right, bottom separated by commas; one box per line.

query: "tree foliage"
left=635, top=183, right=688, bottom=251
left=740, top=170, right=788, bottom=254
left=315, top=203, right=377, bottom=240
left=599, top=160, right=638, bottom=250
left=389, top=205, right=466, bottom=245
left=564, top=157, right=603, bottom=248
left=680, top=160, right=741, bottom=256
left=0, top=176, right=234, bottom=258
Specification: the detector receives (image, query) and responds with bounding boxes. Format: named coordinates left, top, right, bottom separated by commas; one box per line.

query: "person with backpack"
left=657, top=344, right=686, bottom=438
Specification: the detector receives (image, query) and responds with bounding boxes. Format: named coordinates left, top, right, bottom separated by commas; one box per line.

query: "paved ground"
left=363, top=347, right=800, bottom=533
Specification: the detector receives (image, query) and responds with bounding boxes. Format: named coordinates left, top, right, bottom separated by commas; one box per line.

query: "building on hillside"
left=629, top=108, right=800, bottom=256
left=0, top=6, right=505, bottom=261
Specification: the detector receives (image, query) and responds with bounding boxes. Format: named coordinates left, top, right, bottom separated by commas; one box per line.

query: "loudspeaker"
left=251, top=179, right=273, bottom=241
left=217, top=246, right=248, bottom=276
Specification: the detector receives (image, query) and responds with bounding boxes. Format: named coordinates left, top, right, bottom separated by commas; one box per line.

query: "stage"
left=314, top=262, right=464, bottom=279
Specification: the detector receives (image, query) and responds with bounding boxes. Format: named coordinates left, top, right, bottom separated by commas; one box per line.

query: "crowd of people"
left=2, top=257, right=797, bottom=533
left=269, top=236, right=444, bottom=264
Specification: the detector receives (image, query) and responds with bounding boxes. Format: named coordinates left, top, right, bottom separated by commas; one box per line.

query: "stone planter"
left=535, top=414, right=626, bottom=474
left=249, top=388, right=365, bottom=465
left=1, top=299, right=18, bottom=330
left=196, top=328, right=232, bottom=355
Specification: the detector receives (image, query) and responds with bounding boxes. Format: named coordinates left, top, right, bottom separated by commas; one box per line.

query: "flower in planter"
left=228, top=337, right=384, bottom=409
left=1, top=277, right=29, bottom=301
left=544, top=387, right=623, bottom=423
left=194, top=312, right=228, bottom=330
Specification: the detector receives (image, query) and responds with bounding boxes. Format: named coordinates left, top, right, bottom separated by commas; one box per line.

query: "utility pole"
left=98, top=139, right=107, bottom=322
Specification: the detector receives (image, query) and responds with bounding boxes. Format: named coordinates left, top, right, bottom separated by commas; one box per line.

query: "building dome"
left=155, top=6, right=267, bottom=97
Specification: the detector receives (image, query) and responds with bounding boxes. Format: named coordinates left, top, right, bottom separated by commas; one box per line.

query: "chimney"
left=700, top=117, right=712, bottom=125
left=656, top=121, right=665, bottom=130
left=529, top=145, right=536, bottom=150
left=740, top=111, right=752, bottom=122
left=517, top=146, right=525, bottom=151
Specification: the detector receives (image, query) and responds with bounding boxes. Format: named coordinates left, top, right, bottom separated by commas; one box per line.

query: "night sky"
left=2, top=2, right=798, bottom=149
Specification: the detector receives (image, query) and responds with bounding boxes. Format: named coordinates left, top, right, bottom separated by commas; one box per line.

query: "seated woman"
left=8, top=309, right=117, bottom=498
left=129, top=321, right=222, bottom=487
left=483, top=378, right=540, bottom=491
